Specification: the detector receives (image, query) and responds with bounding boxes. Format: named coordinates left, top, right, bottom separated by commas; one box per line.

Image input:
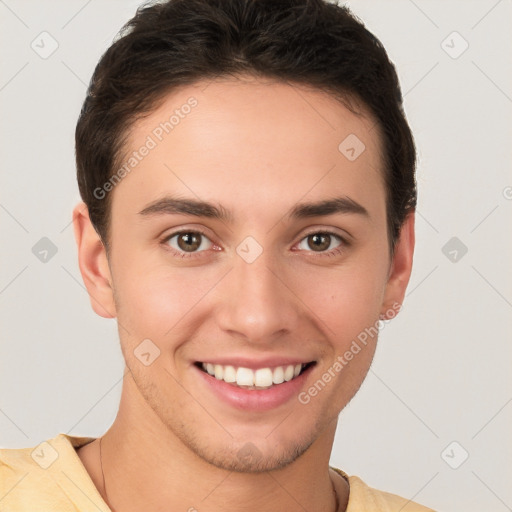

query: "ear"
left=380, top=211, right=415, bottom=319
left=72, top=201, right=117, bottom=319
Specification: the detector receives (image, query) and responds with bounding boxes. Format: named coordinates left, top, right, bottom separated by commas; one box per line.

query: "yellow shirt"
left=0, top=433, right=435, bottom=511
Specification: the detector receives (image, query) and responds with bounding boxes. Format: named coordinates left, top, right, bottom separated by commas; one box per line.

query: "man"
left=0, top=0, right=435, bottom=510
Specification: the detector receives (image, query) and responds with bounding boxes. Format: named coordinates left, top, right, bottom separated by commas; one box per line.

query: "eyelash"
left=161, top=228, right=349, bottom=260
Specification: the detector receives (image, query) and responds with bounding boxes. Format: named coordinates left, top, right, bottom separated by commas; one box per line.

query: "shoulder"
left=0, top=437, right=59, bottom=509
left=330, top=467, right=437, bottom=512
left=0, top=433, right=103, bottom=511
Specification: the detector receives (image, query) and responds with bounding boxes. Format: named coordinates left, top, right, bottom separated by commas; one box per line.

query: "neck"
left=97, top=371, right=347, bottom=512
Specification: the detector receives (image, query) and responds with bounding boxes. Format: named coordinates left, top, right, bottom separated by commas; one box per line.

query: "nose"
left=215, top=248, right=300, bottom=344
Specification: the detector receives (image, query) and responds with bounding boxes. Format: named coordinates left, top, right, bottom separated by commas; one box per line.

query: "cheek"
left=292, top=258, right=387, bottom=341
left=111, top=254, right=222, bottom=340
left=294, top=268, right=384, bottom=412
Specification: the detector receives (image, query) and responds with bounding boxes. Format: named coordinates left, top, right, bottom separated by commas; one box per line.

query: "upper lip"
left=195, top=357, right=316, bottom=370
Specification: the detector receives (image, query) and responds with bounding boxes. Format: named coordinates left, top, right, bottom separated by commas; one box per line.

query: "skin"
left=73, top=75, right=414, bottom=512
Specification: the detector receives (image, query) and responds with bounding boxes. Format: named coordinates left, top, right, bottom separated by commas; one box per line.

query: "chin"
left=192, top=438, right=315, bottom=473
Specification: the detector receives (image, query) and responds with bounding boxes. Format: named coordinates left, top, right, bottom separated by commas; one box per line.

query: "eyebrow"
left=138, top=196, right=233, bottom=222
left=138, top=195, right=369, bottom=222
left=288, top=196, right=369, bottom=220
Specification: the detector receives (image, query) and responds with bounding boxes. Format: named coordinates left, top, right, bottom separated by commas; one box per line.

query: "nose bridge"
left=216, top=243, right=299, bottom=342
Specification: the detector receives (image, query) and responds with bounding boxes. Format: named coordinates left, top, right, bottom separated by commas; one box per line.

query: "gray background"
left=1, top=1, right=511, bottom=510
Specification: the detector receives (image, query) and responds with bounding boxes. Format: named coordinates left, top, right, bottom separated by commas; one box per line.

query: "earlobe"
left=380, top=212, right=415, bottom=320
left=72, top=201, right=117, bottom=319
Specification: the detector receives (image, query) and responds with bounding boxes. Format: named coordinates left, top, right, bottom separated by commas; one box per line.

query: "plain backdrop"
left=1, top=1, right=511, bottom=511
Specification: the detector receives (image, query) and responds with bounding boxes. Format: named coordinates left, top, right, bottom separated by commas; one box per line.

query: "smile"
left=196, top=361, right=315, bottom=390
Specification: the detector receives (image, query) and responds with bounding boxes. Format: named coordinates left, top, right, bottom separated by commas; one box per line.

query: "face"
left=76, top=76, right=413, bottom=473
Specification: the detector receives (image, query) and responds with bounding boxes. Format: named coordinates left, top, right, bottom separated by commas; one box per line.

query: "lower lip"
left=195, top=364, right=314, bottom=411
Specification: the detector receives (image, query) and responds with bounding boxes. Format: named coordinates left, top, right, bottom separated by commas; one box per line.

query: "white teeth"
left=236, top=367, right=255, bottom=386
left=284, top=365, right=295, bottom=381
left=254, top=368, right=273, bottom=387
left=200, top=362, right=309, bottom=388
left=272, top=366, right=284, bottom=384
left=223, top=365, right=236, bottom=383
left=214, top=364, right=224, bottom=380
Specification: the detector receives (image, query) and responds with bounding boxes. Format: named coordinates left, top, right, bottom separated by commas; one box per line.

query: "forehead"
left=112, top=77, right=385, bottom=225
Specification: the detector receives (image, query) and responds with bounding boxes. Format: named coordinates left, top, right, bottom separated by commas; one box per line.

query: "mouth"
left=194, top=361, right=316, bottom=390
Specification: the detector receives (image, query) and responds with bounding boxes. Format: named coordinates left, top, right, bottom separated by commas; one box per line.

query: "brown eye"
left=177, top=232, right=201, bottom=252
left=297, top=232, right=343, bottom=254
left=307, top=234, right=331, bottom=251
left=166, top=231, right=213, bottom=254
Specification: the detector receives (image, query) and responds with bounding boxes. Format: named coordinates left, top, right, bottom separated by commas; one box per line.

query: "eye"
left=163, top=230, right=213, bottom=257
left=296, top=231, right=346, bottom=256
